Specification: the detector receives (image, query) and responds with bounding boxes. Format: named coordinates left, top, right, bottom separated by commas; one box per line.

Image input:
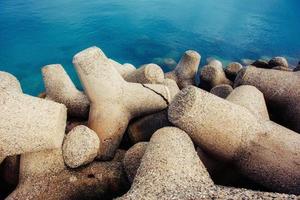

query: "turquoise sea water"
left=0, top=0, right=299, bottom=95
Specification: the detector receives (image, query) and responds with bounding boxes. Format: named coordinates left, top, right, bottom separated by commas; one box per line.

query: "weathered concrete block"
left=200, top=59, right=232, bottom=90
left=73, top=46, right=178, bottom=160
left=225, top=62, right=243, bottom=81
left=109, top=59, right=136, bottom=77
left=123, top=63, right=164, bottom=84
left=269, top=56, right=289, bottom=68
left=42, top=64, right=89, bottom=118
left=227, top=85, right=269, bottom=120
left=0, top=91, right=67, bottom=160
left=235, top=66, right=300, bottom=133
left=63, top=125, right=99, bottom=168
left=165, top=50, right=200, bottom=89
left=123, top=142, right=148, bottom=183
left=0, top=72, right=22, bottom=93
left=7, top=149, right=128, bottom=200
left=118, top=127, right=296, bottom=199
left=169, top=86, right=300, bottom=194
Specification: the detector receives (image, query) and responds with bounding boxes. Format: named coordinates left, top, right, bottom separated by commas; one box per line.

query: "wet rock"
left=63, top=125, right=99, bottom=168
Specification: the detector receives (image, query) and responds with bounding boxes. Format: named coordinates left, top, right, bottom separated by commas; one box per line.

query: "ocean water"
left=0, top=0, right=299, bottom=95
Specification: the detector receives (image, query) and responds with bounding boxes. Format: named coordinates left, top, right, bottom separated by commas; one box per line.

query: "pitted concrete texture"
left=42, top=64, right=89, bottom=118
left=269, top=57, right=289, bottom=68
left=7, top=150, right=128, bottom=200
left=128, top=78, right=179, bottom=144
left=227, top=85, right=269, bottom=120
left=73, top=46, right=178, bottom=160
left=123, top=142, right=148, bottom=183
left=200, top=59, right=232, bottom=90
left=0, top=71, right=22, bottom=93
left=210, top=84, right=233, bottom=98
left=168, top=86, right=300, bottom=194
left=63, top=125, right=99, bottom=168
left=225, top=62, right=243, bottom=81
left=117, top=127, right=297, bottom=200
left=123, top=63, right=164, bottom=84
left=165, top=50, right=200, bottom=89
left=235, top=66, right=300, bottom=133
left=0, top=91, right=67, bottom=159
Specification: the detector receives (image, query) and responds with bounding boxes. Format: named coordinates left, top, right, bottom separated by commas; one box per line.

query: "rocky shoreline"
left=0, top=46, right=299, bottom=199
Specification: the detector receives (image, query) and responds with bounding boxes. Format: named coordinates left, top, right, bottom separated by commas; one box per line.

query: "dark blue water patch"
left=0, top=0, right=299, bottom=95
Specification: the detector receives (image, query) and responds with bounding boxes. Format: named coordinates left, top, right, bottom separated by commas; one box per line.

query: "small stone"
left=268, top=56, right=289, bottom=68
left=225, top=62, right=243, bottom=81
left=63, top=125, right=100, bottom=168
left=210, top=84, right=233, bottom=99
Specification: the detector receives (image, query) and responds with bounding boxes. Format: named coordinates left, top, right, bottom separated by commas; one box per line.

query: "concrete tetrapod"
left=109, top=59, right=136, bottom=78
left=210, top=84, right=233, bottom=98
left=235, top=66, right=300, bottom=133
left=200, top=59, right=232, bottom=91
left=226, top=85, right=269, bottom=120
left=168, top=86, right=300, bottom=194
left=123, top=63, right=164, bottom=84
left=42, top=64, right=90, bottom=118
left=0, top=72, right=22, bottom=93
left=73, top=46, right=177, bottom=160
left=0, top=85, right=67, bottom=162
left=127, top=78, right=179, bottom=144
left=117, top=127, right=297, bottom=200
left=7, top=149, right=128, bottom=200
left=165, top=50, right=200, bottom=89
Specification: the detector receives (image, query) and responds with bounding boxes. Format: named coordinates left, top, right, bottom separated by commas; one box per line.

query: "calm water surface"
left=0, top=0, right=299, bottom=95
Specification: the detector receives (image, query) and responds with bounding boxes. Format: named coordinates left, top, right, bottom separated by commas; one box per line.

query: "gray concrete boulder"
left=200, top=59, right=232, bottom=90
left=73, top=46, right=178, bottom=160
left=235, top=66, right=300, bottom=133
left=225, top=62, right=243, bottom=81
left=123, top=63, right=164, bottom=84
left=62, top=125, right=99, bottom=168
left=123, top=142, right=148, bottom=183
left=210, top=84, right=233, bottom=98
left=117, top=127, right=296, bottom=199
left=42, top=64, right=89, bottom=118
left=168, top=86, right=300, bottom=194
left=0, top=90, right=67, bottom=161
left=269, top=56, right=289, bottom=68
left=165, top=50, right=200, bottom=89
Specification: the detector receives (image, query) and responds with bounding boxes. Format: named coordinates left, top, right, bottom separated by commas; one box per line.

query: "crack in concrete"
left=141, top=84, right=169, bottom=106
